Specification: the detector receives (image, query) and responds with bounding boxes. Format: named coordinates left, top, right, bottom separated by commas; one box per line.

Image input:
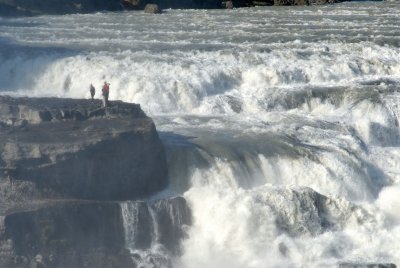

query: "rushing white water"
left=120, top=201, right=171, bottom=267
left=1, top=1, right=400, bottom=267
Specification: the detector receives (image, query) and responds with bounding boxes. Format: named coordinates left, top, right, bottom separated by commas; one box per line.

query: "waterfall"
left=120, top=201, right=140, bottom=250
left=119, top=198, right=191, bottom=268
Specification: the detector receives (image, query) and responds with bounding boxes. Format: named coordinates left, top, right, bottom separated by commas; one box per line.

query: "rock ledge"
left=0, top=96, right=168, bottom=201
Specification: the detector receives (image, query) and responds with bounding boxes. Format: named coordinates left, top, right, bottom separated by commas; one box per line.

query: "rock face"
left=121, top=196, right=192, bottom=267
left=0, top=201, right=132, bottom=268
left=274, top=0, right=338, bottom=5
left=0, top=0, right=123, bottom=16
left=0, top=96, right=168, bottom=201
left=251, top=0, right=274, bottom=6
left=339, top=263, right=397, bottom=268
left=0, top=96, right=191, bottom=268
left=123, top=0, right=223, bottom=9
left=0, top=197, right=191, bottom=268
left=308, top=0, right=336, bottom=4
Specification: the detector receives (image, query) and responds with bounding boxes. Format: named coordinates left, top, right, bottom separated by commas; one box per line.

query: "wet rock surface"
left=121, top=196, right=192, bottom=255
left=0, top=197, right=191, bottom=268
left=0, top=96, right=190, bottom=268
left=339, top=263, right=397, bottom=268
left=0, top=96, right=167, bottom=201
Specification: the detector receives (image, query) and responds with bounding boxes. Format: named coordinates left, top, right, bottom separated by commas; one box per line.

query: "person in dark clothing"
left=90, top=84, right=95, bottom=100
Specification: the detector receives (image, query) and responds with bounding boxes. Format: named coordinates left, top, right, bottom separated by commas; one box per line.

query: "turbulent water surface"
left=1, top=1, right=400, bottom=267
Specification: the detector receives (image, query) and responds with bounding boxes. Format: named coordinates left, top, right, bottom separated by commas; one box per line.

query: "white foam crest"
left=0, top=41, right=399, bottom=116
left=257, top=153, right=374, bottom=202
left=178, top=173, right=396, bottom=267
left=0, top=51, right=241, bottom=114
left=240, top=43, right=400, bottom=101
left=280, top=90, right=400, bottom=147
left=120, top=201, right=171, bottom=268
left=160, top=111, right=386, bottom=200
left=178, top=185, right=281, bottom=268
left=371, top=146, right=400, bottom=224
left=121, top=201, right=140, bottom=249
left=376, top=184, right=400, bottom=224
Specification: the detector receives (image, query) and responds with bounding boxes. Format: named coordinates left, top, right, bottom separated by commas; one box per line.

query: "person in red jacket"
left=102, top=81, right=110, bottom=107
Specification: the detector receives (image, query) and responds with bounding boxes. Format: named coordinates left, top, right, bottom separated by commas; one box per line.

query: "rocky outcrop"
left=274, top=0, right=298, bottom=5
left=308, top=0, right=337, bottom=4
left=339, top=263, right=397, bottom=268
left=248, top=186, right=374, bottom=237
left=251, top=0, right=274, bottom=6
left=121, top=197, right=192, bottom=263
left=0, top=96, right=191, bottom=267
left=0, top=201, right=131, bottom=268
left=0, top=197, right=191, bottom=268
left=122, top=0, right=223, bottom=9
left=0, top=96, right=167, bottom=201
left=274, top=0, right=339, bottom=4
left=144, top=3, right=161, bottom=13
left=0, top=0, right=122, bottom=16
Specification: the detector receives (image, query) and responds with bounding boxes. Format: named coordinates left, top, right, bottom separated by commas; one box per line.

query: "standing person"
left=102, top=81, right=110, bottom=107
left=89, top=84, right=95, bottom=100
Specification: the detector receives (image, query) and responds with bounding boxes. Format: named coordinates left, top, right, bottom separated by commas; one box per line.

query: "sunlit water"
left=1, top=2, right=400, bottom=267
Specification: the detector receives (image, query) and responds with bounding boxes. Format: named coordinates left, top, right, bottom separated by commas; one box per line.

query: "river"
left=1, top=1, right=399, bottom=267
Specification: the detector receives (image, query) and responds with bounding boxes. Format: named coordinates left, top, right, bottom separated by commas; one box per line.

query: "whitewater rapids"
left=1, top=1, right=400, bottom=267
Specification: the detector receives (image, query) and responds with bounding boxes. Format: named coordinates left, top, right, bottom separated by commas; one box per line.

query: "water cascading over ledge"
left=120, top=197, right=192, bottom=267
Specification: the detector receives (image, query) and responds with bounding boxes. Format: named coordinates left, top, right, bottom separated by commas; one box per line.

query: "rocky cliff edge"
left=0, top=96, right=168, bottom=202
left=0, top=96, right=185, bottom=268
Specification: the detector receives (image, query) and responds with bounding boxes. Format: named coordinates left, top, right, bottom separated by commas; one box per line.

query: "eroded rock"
left=0, top=96, right=168, bottom=201
left=0, top=197, right=191, bottom=268
left=144, top=3, right=161, bottom=13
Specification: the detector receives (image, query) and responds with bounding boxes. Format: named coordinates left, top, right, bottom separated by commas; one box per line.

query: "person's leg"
left=102, top=95, right=107, bottom=107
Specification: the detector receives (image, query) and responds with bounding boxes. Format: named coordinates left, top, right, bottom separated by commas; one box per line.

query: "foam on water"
left=1, top=43, right=400, bottom=116
left=1, top=3, right=400, bottom=117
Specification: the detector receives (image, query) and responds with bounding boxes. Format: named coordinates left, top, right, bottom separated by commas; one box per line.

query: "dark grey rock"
left=0, top=197, right=192, bottom=268
left=0, top=200, right=134, bottom=268
left=121, top=0, right=142, bottom=10
left=339, top=263, right=397, bottom=268
left=250, top=186, right=373, bottom=237
left=120, top=197, right=191, bottom=267
left=0, top=96, right=168, bottom=201
left=274, top=0, right=308, bottom=5
left=252, top=0, right=274, bottom=6
left=121, top=197, right=191, bottom=254
left=0, top=94, right=172, bottom=268
left=308, top=0, right=338, bottom=4
left=150, top=196, right=191, bottom=255
left=224, top=95, right=243, bottom=113
left=0, top=0, right=123, bottom=16
left=3, top=202, right=125, bottom=256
